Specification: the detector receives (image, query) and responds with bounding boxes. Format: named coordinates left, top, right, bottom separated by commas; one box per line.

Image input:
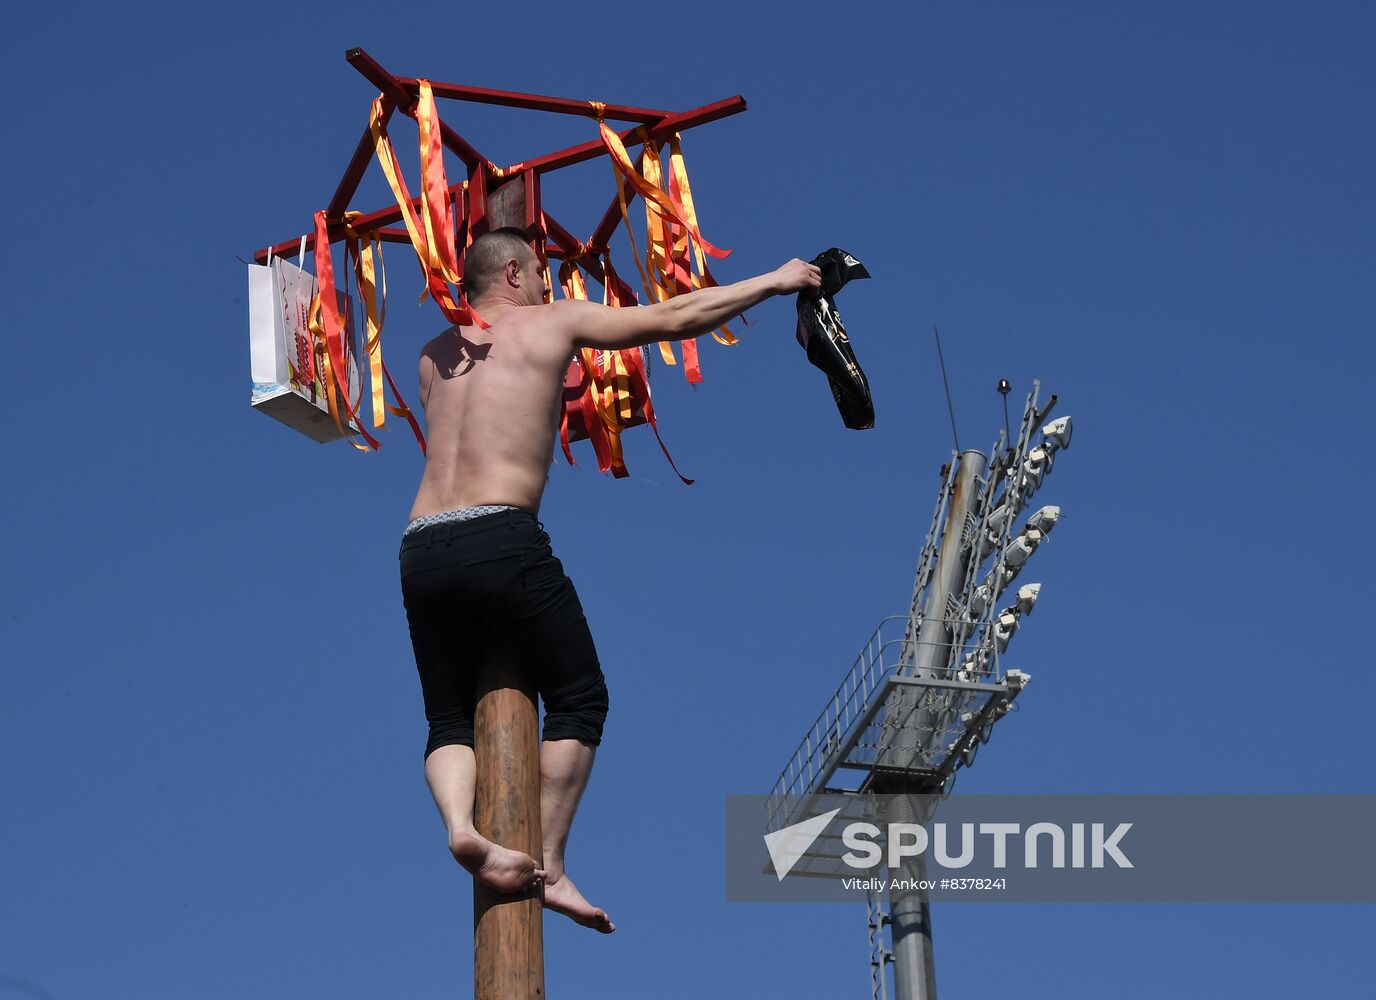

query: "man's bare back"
left=411, top=305, right=573, bottom=520
left=409, top=238, right=821, bottom=522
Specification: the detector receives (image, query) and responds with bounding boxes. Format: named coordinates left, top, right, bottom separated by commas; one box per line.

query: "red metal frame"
left=396, top=77, right=672, bottom=124
left=507, top=98, right=743, bottom=175
left=252, top=48, right=746, bottom=265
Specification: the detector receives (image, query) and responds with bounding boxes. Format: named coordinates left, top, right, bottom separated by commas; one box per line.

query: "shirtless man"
left=397, top=228, right=822, bottom=933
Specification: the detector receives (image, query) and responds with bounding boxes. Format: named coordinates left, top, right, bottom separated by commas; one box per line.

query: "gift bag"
left=247, top=253, right=360, bottom=443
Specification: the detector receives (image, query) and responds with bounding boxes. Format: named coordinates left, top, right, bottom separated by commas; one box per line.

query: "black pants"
left=399, top=508, right=609, bottom=759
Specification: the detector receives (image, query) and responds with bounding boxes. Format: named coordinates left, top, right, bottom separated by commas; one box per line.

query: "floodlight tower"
left=764, top=381, right=1072, bottom=1000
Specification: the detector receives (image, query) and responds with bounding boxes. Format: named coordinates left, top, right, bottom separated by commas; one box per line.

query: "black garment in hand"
left=794, top=248, right=873, bottom=430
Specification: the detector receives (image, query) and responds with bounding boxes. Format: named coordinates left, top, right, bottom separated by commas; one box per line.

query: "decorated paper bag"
left=247, top=255, right=360, bottom=443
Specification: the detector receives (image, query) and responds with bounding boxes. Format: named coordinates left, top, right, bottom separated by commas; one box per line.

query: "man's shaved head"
left=463, top=228, right=539, bottom=300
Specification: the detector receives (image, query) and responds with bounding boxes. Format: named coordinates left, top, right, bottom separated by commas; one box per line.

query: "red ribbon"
left=313, top=210, right=380, bottom=450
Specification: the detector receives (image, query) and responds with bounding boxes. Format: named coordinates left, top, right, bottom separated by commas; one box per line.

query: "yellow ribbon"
left=602, top=125, right=738, bottom=376
left=639, top=142, right=681, bottom=366
left=669, top=134, right=737, bottom=346
left=308, top=285, right=371, bottom=453
left=368, top=91, right=481, bottom=327
left=598, top=118, right=731, bottom=259
left=351, top=223, right=388, bottom=431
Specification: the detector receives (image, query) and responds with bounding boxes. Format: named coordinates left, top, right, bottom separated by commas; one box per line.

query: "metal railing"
left=767, top=617, right=903, bottom=818
left=765, top=618, right=1018, bottom=834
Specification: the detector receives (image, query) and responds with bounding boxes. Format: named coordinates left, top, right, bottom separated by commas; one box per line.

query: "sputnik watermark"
left=764, top=812, right=1131, bottom=882
left=839, top=820, right=1132, bottom=871
left=728, top=794, right=1376, bottom=902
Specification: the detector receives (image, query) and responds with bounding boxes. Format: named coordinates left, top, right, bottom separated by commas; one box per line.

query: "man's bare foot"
left=542, top=872, right=615, bottom=933
left=449, top=830, right=546, bottom=895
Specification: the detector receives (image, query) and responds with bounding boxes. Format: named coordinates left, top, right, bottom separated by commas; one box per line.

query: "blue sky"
left=2, top=1, right=1373, bottom=997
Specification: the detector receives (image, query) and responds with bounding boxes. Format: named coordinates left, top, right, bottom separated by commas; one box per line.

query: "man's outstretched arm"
left=554, top=259, right=822, bottom=352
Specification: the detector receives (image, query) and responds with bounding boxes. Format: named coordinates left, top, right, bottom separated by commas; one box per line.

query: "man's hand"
left=773, top=259, right=823, bottom=295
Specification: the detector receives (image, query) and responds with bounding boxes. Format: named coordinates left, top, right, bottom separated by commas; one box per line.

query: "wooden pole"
left=473, top=646, right=545, bottom=1000
left=472, top=183, right=544, bottom=1000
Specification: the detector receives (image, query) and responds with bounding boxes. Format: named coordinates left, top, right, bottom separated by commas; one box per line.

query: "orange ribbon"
left=369, top=90, right=487, bottom=329
left=598, top=119, right=731, bottom=260
left=416, top=82, right=461, bottom=285
left=602, top=123, right=740, bottom=384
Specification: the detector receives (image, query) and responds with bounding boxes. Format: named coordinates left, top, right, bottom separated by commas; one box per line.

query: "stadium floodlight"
left=1016, top=582, right=1041, bottom=616
left=978, top=503, right=1015, bottom=558
left=986, top=503, right=1014, bottom=535
left=998, top=562, right=1023, bottom=589
left=967, top=583, right=993, bottom=619
left=1002, top=529, right=1042, bottom=569
left=1019, top=447, right=1053, bottom=494
left=994, top=609, right=1020, bottom=653
left=978, top=528, right=998, bottom=560
left=958, top=647, right=990, bottom=681
left=957, top=646, right=990, bottom=685
left=1024, top=505, right=1061, bottom=536
left=1041, top=415, right=1073, bottom=453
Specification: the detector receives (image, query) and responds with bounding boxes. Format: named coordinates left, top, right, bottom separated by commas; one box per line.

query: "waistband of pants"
left=404, top=504, right=523, bottom=535
left=399, top=506, right=540, bottom=551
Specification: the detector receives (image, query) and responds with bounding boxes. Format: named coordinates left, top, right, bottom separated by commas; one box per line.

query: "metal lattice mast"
left=884, top=450, right=985, bottom=1000
left=867, top=886, right=893, bottom=1000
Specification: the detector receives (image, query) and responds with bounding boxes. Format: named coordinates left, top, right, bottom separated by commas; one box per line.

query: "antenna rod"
left=933, top=327, right=960, bottom=452
left=998, top=378, right=1012, bottom=454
